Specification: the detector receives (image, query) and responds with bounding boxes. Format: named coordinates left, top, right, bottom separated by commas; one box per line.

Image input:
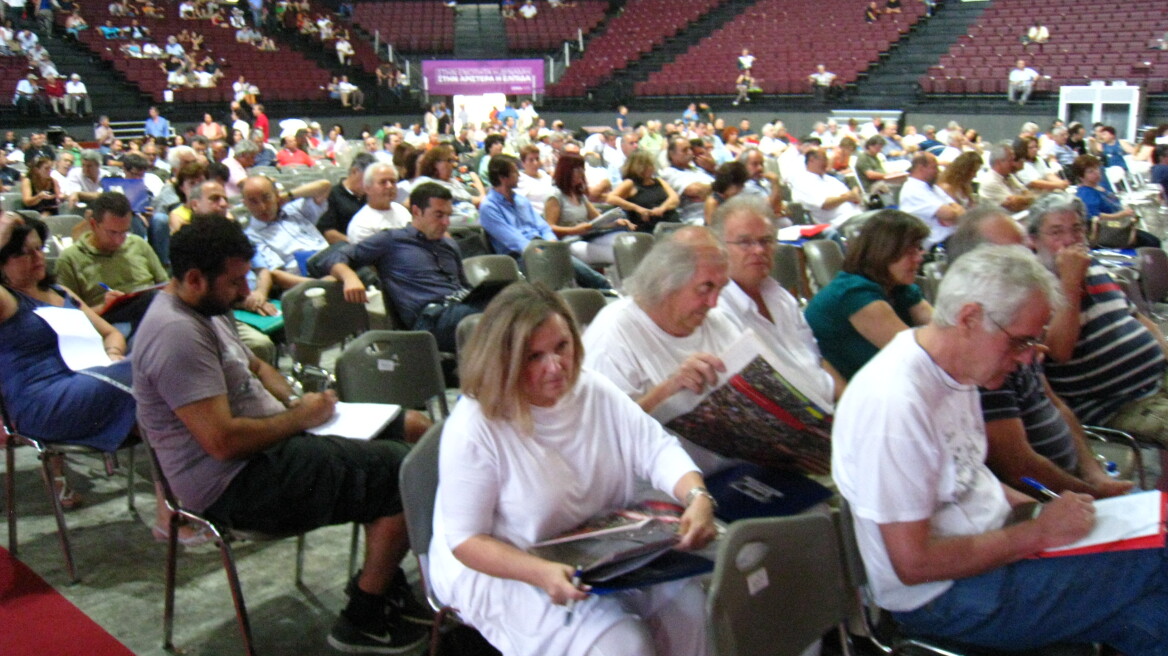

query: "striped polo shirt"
left=1044, top=262, right=1166, bottom=424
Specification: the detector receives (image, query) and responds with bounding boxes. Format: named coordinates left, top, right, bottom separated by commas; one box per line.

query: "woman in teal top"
left=804, top=210, right=933, bottom=380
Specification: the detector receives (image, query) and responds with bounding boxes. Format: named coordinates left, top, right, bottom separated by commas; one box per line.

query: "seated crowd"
left=4, top=101, right=1168, bottom=656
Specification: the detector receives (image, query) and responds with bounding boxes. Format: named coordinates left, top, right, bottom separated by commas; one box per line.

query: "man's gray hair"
left=625, top=232, right=728, bottom=307
left=934, top=244, right=1064, bottom=329
left=166, top=145, right=196, bottom=171
left=945, top=205, right=1015, bottom=263
left=736, top=146, right=763, bottom=164
left=987, top=140, right=1014, bottom=167
left=1021, top=122, right=1039, bottom=135
left=188, top=179, right=218, bottom=202
left=232, top=138, right=258, bottom=156
left=1050, top=126, right=1068, bottom=137
left=922, top=124, right=935, bottom=134
left=363, top=161, right=397, bottom=188
left=1026, top=193, right=1086, bottom=236
left=709, top=195, right=772, bottom=240
left=79, top=148, right=102, bottom=164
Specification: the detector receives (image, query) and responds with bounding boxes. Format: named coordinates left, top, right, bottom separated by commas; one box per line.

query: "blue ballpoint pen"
left=564, top=566, right=583, bottom=626
left=1021, top=476, right=1060, bottom=501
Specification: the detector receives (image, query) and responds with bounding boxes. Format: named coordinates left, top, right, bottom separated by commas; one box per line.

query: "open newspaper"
left=652, top=330, right=834, bottom=475
left=528, top=501, right=686, bottom=583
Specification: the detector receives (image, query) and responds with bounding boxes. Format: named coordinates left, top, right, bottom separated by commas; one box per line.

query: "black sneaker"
left=327, top=614, right=428, bottom=655
left=388, top=569, right=436, bottom=626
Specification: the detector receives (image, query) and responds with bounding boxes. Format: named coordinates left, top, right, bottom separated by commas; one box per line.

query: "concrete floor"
left=7, top=441, right=428, bottom=656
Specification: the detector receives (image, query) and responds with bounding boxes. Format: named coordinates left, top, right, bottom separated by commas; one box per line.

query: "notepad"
left=1037, top=490, right=1166, bottom=558
left=306, top=402, right=401, bottom=441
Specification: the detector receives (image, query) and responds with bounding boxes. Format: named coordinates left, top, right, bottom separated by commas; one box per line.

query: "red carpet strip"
left=0, top=545, right=135, bottom=656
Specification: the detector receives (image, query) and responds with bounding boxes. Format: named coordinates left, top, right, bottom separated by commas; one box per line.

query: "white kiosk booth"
left=1059, top=84, right=1145, bottom=142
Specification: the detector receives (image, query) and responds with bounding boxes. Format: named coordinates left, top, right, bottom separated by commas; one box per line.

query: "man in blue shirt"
left=323, top=183, right=491, bottom=353
left=143, top=106, right=170, bottom=141
left=479, top=155, right=611, bottom=290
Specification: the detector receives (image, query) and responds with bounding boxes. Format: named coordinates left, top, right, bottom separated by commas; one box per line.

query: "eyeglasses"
left=726, top=237, right=777, bottom=250
left=989, top=316, right=1045, bottom=353
left=1039, top=224, right=1086, bottom=240
left=12, top=245, right=48, bottom=258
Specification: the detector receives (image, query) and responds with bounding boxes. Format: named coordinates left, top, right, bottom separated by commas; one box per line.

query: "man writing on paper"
left=55, top=191, right=167, bottom=336
left=834, top=244, right=1168, bottom=655
left=133, top=217, right=432, bottom=655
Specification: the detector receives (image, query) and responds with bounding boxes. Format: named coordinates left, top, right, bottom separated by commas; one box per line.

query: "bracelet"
left=684, top=486, right=718, bottom=510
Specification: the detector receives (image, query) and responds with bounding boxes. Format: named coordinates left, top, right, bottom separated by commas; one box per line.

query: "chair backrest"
left=463, top=254, right=521, bottom=289
left=455, top=312, right=482, bottom=356
left=1137, top=246, right=1168, bottom=304
left=803, top=239, right=845, bottom=290
left=786, top=202, right=811, bottom=225
left=399, top=420, right=446, bottom=609
left=557, top=288, right=607, bottom=329
left=1105, top=165, right=1128, bottom=194
left=0, top=191, right=24, bottom=211
left=613, top=231, right=654, bottom=281
left=43, top=214, right=85, bottom=239
left=917, top=260, right=947, bottom=305
left=652, top=221, right=685, bottom=238
left=281, top=279, right=369, bottom=356
left=707, top=513, right=851, bottom=656
left=335, top=330, right=449, bottom=415
left=522, top=239, right=574, bottom=290
left=448, top=225, right=493, bottom=259
left=771, top=243, right=806, bottom=300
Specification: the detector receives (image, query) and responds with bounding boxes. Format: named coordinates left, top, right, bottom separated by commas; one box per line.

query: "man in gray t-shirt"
left=132, top=216, right=428, bottom=654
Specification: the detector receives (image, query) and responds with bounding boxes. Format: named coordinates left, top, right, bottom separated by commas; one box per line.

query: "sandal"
left=151, top=523, right=216, bottom=548
left=52, top=475, right=83, bottom=510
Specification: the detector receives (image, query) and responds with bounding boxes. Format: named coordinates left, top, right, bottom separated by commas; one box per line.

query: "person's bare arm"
left=820, top=186, right=862, bottom=211
left=934, top=202, right=965, bottom=226
left=322, top=228, right=349, bottom=245
left=174, top=389, right=337, bottom=461
left=330, top=261, right=367, bottom=304
left=637, top=352, right=725, bottom=414
left=849, top=300, right=913, bottom=350
left=1000, top=193, right=1035, bottom=213
left=985, top=416, right=1102, bottom=497
left=1043, top=377, right=1135, bottom=498
left=823, top=359, right=846, bottom=401
left=289, top=179, right=331, bottom=200
left=453, top=534, right=588, bottom=606
left=1043, top=246, right=1090, bottom=362
left=908, top=299, right=933, bottom=326
left=879, top=492, right=1095, bottom=585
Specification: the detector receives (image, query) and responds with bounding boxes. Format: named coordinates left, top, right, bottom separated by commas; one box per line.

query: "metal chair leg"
left=125, top=444, right=136, bottom=513
left=348, top=523, right=361, bottom=579
left=218, top=537, right=259, bottom=656
left=40, top=452, right=78, bottom=583
left=162, top=512, right=180, bottom=652
left=5, top=435, right=16, bottom=555
left=295, top=533, right=306, bottom=587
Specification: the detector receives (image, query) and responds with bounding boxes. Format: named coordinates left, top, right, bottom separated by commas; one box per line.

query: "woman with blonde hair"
left=431, top=283, right=716, bottom=656
left=604, top=150, right=679, bottom=232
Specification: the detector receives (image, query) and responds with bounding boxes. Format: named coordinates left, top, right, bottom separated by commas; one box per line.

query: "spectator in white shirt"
left=346, top=162, right=411, bottom=243
left=898, top=152, right=965, bottom=249
left=792, top=148, right=864, bottom=226
left=1007, top=59, right=1039, bottom=105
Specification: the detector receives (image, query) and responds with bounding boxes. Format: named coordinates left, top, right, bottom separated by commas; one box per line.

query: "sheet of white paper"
left=306, top=402, right=402, bottom=440
left=1043, top=490, right=1163, bottom=554
left=34, top=306, right=112, bottom=371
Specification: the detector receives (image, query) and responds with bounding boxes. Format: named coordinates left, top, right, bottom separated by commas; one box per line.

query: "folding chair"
left=523, top=239, right=575, bottom=290
left=707, top=513, right=853, bottom=656
left=335, top=330, right=449, bottom=419
left=281, top=279, right=370, bottom=369
left=557, top=288, right=607, bottom=328
left=144, top=440, right=357, bottom=656
left=463, top=254, right=521, bottom=289
left=772, top=243, right=810, bottom=302
left=2, top=389, right=137, bottom=583
left=612, top=231, right=654, bottom=283
left=399, top=421, right=498, bottom=655
left=803, top=239, right=845, bottom=291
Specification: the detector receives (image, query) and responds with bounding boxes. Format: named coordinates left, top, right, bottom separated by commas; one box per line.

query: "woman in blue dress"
left=0, top=214, right=134, bottom=507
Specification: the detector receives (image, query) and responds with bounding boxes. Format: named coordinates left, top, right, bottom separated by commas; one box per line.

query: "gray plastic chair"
left=43, top=213, right=86, bottom=239
left=335, top=330, right=449, bottom=417
left=771, top=243, right=808, bottom=302
left=463, top=254, right=521, bottom=289
left=613, top=232, right=655, bottom=282
left=652, top=221, right=685, bottom=238
left=448, top=225, right=493, bottom=259
left=523, top=239, right=574, bottom=290
left=0, top=191, right=24, bottom=211
left=708, top=513, right=852, bottom=656
left=558, top=288, right=607, bottom=329
left=786, top=202, right=811, bottom=225
left=455, top=312, right=483, bottom=357
left=281, top=279, right=370, bottom=367
left=802, top=239, right=845, bottom=291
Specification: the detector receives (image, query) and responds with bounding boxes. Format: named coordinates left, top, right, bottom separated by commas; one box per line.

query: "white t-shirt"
left=430, top=369, right=698, bottom=655
left=657, top=165, right=712, bottom=224
left=832, top=330, right=1011, bottom=612
left=1008, top=67, right=1039, bottom=85
left=898, top=176, right=958, bottom=248
left=346, top=202, right=411, bottom=243
left=516, top=169, right=556, bottom=217
left=718, top=279, right=835, bottom=405
left=583, top=298, right=742, bottom=401
left=791, top=170, right=860, bottom=226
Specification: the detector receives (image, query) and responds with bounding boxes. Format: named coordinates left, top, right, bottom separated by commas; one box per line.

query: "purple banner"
left=422, top=59, right=544, bottom=95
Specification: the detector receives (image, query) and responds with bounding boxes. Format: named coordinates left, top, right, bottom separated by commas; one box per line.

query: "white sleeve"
left=436, top=407, right=504, bottom=551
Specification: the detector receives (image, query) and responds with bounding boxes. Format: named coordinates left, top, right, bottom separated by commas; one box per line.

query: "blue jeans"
left=893, top=547, right=1168, bottom=656
left=571, top=255, right=611, bottom=290
left=149, top=211, right=171, bottom=266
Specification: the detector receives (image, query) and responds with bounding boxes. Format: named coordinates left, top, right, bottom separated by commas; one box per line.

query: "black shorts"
left=203, top=421, right=408, bottom=533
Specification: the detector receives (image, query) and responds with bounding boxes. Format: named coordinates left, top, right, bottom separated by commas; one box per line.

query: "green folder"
left=233, top=300, right=284, bottom=335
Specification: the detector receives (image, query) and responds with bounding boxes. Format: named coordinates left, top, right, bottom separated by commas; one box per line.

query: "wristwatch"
left=684, top=486, right=718, bottom=510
